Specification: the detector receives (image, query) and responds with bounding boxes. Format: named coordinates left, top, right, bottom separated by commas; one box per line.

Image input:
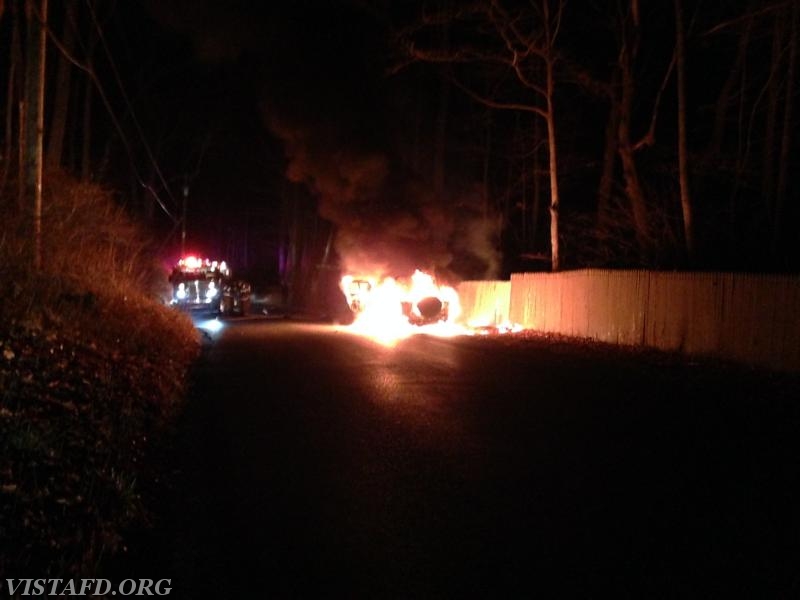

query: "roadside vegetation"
left=0, top=171, right=199, bottom=577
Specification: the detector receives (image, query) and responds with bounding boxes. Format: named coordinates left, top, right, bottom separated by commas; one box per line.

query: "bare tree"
left=707, top=17, right=753, bottom=158
left=80, top=4, right=101, bottom=182
left=773, top=0, right=798, bottom=257
left=45, top=1, right=76, bottom=169
left=616, top=0, right=653, bottom=257
left=1, top=0, right=23, bottom=197
left=23, top=0, right=48, bottom=268
left=398, top=0, right=565, bottom=271
left=596, top=71, right=620, bottom=240
left=762, top=13, right=783, bottom=215
left=572, top=0, right=676, bottom=264
left=675, top=0, right=694, bottom=262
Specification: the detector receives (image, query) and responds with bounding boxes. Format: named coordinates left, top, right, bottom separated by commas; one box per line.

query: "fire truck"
left=168, top=256, right=251, bottom=316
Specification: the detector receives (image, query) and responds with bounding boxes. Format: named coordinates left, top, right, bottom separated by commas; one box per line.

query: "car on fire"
left=169, top=256, right=251, bottom=316
left=341, top=271, right=452, bottom=326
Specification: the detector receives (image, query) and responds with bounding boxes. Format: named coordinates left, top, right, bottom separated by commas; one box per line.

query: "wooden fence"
left=456, top=280, right=511, bottom=326
left=458, top=270, right=800, bottom=371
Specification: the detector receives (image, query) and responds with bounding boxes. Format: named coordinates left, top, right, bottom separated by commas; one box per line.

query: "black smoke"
left=145, top=0, right=501, bottom=281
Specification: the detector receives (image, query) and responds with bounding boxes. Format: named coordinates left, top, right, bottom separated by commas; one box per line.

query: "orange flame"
left=340, top=270, right=468, bottom=346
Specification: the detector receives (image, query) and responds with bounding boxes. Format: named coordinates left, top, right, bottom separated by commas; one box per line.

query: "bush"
left=0, top=171, right=199, bottom=577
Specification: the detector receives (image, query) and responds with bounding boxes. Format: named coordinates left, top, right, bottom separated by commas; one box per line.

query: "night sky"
left=116, top=1, right=385, bottom=272
left=107, top=0, right=474, bottom=282
left=7, top=0, right=797, bottom=287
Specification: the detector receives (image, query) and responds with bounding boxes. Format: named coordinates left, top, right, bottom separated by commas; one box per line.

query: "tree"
left=615, top=0, right=657, bottom=259
left=674, top=0, right=694, bottom=262
left=1, top=0, right=23, bottom=198
left=45, top=1, right=75, bottom=169
left=22, top=0, right=48, bottom=269
left=773, top=0, right=798, bottom=258
left=703, top=1, right=799, bottom=268
left=398, top=0, right=565, bottom=271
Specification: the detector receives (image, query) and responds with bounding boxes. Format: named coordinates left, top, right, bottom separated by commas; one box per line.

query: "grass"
left=0, top=170, right=200, bottom=578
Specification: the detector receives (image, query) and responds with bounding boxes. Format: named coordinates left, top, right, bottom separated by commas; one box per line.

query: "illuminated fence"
left=456, top=280, right=511, bottom=326
left=459, top=271, right=800, bottom=371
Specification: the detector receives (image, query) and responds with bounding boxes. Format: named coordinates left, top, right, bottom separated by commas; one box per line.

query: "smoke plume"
left=266, top=114, right=500, bottom=282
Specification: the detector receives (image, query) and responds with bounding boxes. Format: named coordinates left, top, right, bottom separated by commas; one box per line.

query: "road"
left=138, top=319, right=800, bottom=597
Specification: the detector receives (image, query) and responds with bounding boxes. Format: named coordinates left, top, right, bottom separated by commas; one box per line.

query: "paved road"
left=145, top=319, right=800, bottom=597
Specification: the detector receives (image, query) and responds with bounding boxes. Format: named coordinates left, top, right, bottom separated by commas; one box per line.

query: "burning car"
left=341, top=270, right=458, bottom=326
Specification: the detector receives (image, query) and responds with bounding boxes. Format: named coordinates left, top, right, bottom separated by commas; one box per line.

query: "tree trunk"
left=2, top=59, right=15, bottom=193
left=762, top=13, right=782, bottom=214
left=81, top=73, right=93, bottom=181
left=617, top=0, right=650, bottom=259
left=674, top=0, right=694, bottom=263
left=81, top=8, right=100, bottom=182
left=66, top=78, right=81, bottom=171
left=531, top=114, right=542, bottom=253
left=23, top=0, right=48, bottom=269
left=597, top=73, right=620, bottom=239
left=618, top=67, right=649, bottom=255
left=482, top=110, right=492, bottom=220
left=1, top=0, right=22, bottom=196
left=773, top=0, right=798, bottom=258
left=519, top=114, right=527, bottom=246
left=708, top=18, right=752, bottom=157
left=545, top=54, right=560, bottom=271
left=45, top=1, right=75, bottom=169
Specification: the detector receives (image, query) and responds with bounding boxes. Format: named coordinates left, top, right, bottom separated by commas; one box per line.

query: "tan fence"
left=456, top=280, right=511, bottom=326
left=459, top=271, right=800, bottom=371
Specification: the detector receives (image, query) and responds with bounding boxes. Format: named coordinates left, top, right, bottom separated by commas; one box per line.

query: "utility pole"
left=23, top=0, right=48, bottom=269
left=181, top=179, right=189, bottom=256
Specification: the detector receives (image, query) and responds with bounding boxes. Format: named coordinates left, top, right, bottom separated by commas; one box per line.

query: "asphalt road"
left=141, top=318, right=800, bottom=597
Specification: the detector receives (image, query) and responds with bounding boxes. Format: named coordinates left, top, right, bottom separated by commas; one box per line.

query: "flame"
left=340, top=269, right=469, bottom=346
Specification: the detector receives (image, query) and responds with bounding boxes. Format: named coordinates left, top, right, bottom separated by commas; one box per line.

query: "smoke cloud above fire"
left=265, top=113, right=501, bottom=282
left=145, top=0, right=501, bottom=281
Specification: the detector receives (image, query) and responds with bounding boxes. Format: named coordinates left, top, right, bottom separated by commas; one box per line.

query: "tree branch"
left=633, top=48, right=676, bottom=151
left=451, top=76, right=547, bottom=119
left=703, top=0, right=791, bottom=36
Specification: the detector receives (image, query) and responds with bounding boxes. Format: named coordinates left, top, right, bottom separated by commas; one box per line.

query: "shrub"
left=0, top=170, right=199, bottom=577
left=0, top=170, right=196, bottom=351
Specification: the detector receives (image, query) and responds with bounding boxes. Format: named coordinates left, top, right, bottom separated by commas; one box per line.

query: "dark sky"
left=108, top=1, right=457, bottom=277
left=111, top=0, right=501, bottom=280
left=79, top=0, right=800, bottom=277
left=131, top=1, right=388, bottom=216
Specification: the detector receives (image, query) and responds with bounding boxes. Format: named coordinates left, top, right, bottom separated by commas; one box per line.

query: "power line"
left=41, top=1, right=179, bottom=224
left=84, top=0, right=181, bottom=218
